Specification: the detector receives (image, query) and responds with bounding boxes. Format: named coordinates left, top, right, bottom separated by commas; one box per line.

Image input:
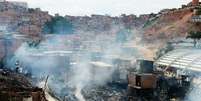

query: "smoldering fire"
left=8, top=30, right=144, bottom=101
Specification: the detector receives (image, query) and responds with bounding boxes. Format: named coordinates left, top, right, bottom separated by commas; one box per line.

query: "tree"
left=196, top=7, right=201, bottom=15
left=43, top=16, right=74, bottom=34
left=186, top=31, right=201, bottom=47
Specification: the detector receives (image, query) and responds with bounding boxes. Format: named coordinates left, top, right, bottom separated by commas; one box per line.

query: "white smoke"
left=75, top=86, right=86, bottom=101
left=8, top=25, right=148, bottom=101
left=185, top=76, right=201, bottom=101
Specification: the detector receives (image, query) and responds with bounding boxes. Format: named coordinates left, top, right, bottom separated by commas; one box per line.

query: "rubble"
left=60, top=83, right=127, bottom=101
left=0, top=0, right=200, bottom=101
left=0, top=67, right=48, bottom=101
left=82, top=84, right=127, bottom=101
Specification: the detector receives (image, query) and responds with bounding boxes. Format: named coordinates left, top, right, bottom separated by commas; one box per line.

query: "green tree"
left=196, top=7, right=201, bottom=15
left=43, top=16, right=74, bottom=34
left=186, top=31, right=201, bottom=47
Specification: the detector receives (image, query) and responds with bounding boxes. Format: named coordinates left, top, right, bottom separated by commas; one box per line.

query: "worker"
left=15, top=60, right=20, bottom=73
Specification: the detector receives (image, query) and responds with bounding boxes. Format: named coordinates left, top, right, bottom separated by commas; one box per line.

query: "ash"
left=82, top=83, right=127, bottom=101
left=55, top=82, right=128, bottom=101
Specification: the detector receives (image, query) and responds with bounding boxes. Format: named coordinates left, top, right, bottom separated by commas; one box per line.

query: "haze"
left=7, top=0, right=190, bottom=16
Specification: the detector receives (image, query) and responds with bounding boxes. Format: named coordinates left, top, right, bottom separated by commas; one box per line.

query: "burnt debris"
left=0, top=67, right=47, bottom=101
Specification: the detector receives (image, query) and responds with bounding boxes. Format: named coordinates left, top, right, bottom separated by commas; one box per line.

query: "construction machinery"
left=127, top=58, right=191, bottom=101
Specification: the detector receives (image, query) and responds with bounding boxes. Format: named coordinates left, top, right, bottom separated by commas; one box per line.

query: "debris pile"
left=0, top=68, right=47, bottom=101
left=0, top=68, right=32, bottom=89
left=82, top=83, right=127, bottom=101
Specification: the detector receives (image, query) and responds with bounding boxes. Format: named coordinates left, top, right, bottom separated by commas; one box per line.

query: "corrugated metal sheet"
left=155, top=49, right=201, bottom=72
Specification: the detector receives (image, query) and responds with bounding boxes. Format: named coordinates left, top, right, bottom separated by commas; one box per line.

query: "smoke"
left=70, top=56, right=91, bottom=101
left=6, top=22, right=152, bottom=101
left=75, top=86, right=86, bottom=101
left=9, top=43, right=63, bottom=77
left=185, top=75, right=201, bottom=101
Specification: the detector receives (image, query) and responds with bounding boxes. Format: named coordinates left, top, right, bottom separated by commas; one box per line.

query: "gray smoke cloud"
left=185, top=75, right=201, bottom=101
left=7, top=24, right=148, bottom=101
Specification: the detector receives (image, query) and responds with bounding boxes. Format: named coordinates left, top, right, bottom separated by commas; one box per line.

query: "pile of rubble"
left=82, top=83, right=127, bottom=101
left=0, top=67, right=47, bottom=101
left=0, top=68, right=32, bottom=88
left=49, top=82, right=127, bottom=101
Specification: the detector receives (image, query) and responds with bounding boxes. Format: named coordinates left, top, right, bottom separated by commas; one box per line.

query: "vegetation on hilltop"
left=186, top=31, right=201, bottom=47
left=43, top=16, right=74, bottom=34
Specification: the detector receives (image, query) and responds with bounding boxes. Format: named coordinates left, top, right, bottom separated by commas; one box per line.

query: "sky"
left=7, top=0, right=190, bottom=16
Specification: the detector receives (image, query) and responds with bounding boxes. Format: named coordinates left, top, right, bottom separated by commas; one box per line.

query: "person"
left=15, top=60, right=20, bottom=73
left=0, top=56, right=6, bottom=68
left=0, top=58, right=3, bottom=68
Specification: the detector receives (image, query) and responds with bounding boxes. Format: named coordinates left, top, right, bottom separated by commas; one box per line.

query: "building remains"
left=126, top=48, right=201, bottom=100
left=0, top=67, right=48, bottom=101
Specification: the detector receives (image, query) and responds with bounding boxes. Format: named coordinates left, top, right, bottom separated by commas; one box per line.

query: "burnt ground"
left=82, top=83, right=127, bottom=101
left=0, top=67, right=47, bottom=101
left=58, top=82, right=128, bottom=101
left=0, top=67, right=32, bottom=89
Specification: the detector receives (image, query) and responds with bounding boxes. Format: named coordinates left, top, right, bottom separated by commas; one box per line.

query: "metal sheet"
left=155, top=49, right=201, bottom=72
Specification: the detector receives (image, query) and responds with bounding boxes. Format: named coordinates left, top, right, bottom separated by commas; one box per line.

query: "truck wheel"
left=157, top=79, right=169, bottom=101
left=127, top=86, right=135, bottom=96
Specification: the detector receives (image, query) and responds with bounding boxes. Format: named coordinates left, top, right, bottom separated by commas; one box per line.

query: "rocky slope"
left=143, top=7, right=201, bottom=43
